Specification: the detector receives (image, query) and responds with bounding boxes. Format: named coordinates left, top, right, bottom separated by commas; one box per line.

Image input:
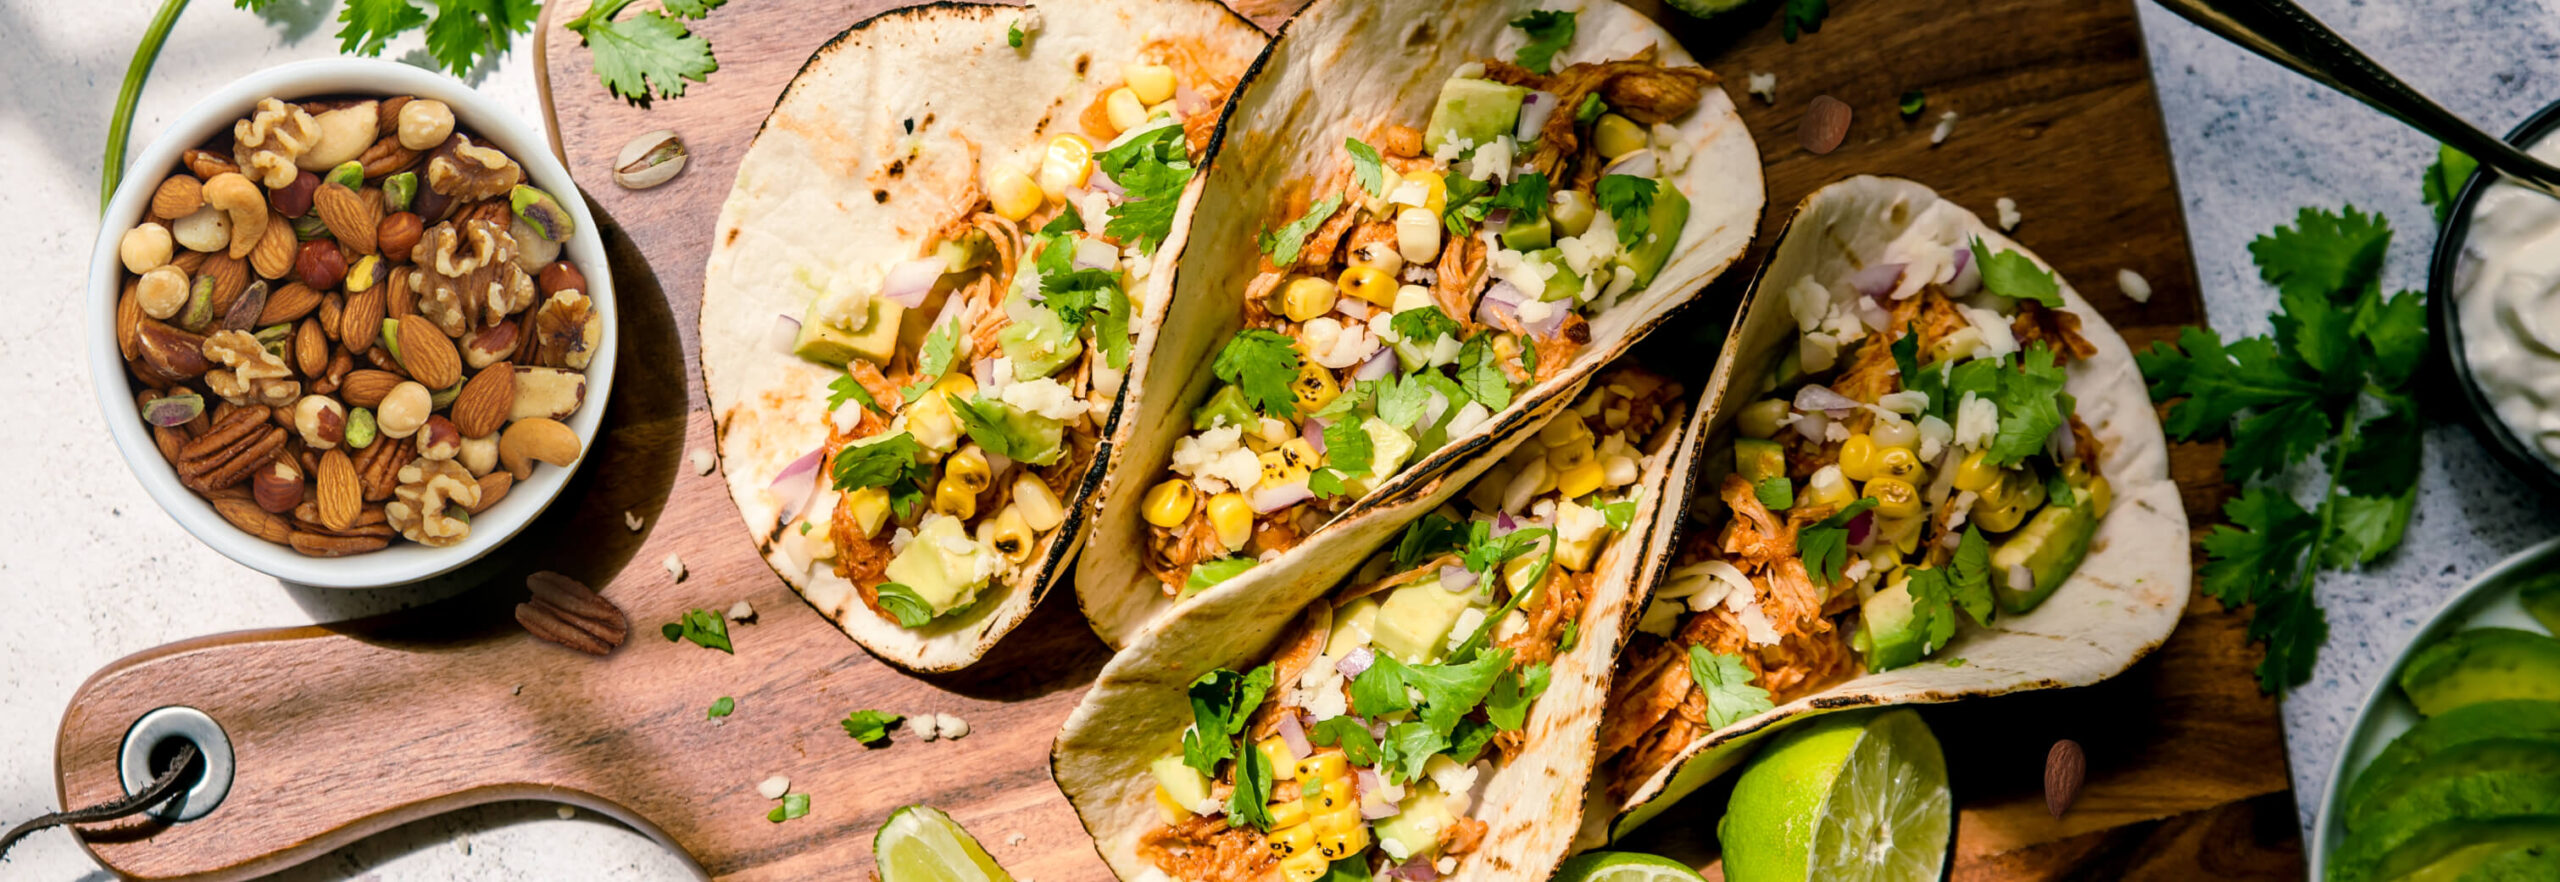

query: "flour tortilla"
left=1072, top=0, right=1765, bottom=650
left=701, top=0, right=1265, bottom=672
left=1577, top=175, right=2191, bottom=846
left=1054, top=364, right=1697, bottom=882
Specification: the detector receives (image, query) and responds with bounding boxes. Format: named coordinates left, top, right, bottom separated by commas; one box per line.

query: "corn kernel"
left=1292, top=362, right=1341, bottom=414
left=1258, top=737, right=1298, bottom=779
left=1310, top=807, right=1362, bottom=836
left=1283, top=276, right=1338, bottom=322
left=990, top=167, right=1042, bottom=221
left=1952, top=450, right=2000, bottom=493
left=1593, top=113, right=1648, bottom=159
left=1807, top=464, right=1856, bottom=508
left=1549, top=437, right=1595, bottom=472
left=1123, top=64, right=1178, bottom=105
left=1154, top=785, right=1189, bottom=825
left=1337, top=265, right=1398, bottom=307
left=1143, top=480, right=1197, bottom=528
left=1406, top=169, right=1448, bottom=215
left=1012, top=473, right=1064, bottom=531
left=846, top=487, right=891, bottom=538
left=1312, top=775, right=1355, bottom=812
left=1296, top=752, right=1347, bottom=782
left=1874, top=447, right=1924, bottom=483
left=1864, top=477, right=1921, bottom=519
left=1208, top=492, right=1253, bottom=551
left=1873, top=417, right=1920, bottom=450
left=1837, top=434, right=1877, bottom=482
left=1268, top=824, right=1317, bottom=860
left=1279, top=850, right=1330, bottom=882
left=1105, top=87, right=1148, bottom=134
left=985, top=506, right=1033, bottom=563
left=933, top=373, right=978, bottom=399
left=1314, top=826, right=1371, bottom=860
left=1267, top=797, right=1309, bottom=829
left=1396, top=206, right=1441, bottom=265
left=1538, top=413, right=1592, bottom=448
left=933, top=477, right=979, bottom=520
left=1037, top=134, right=1094, bottom=202
left=2086, top=474, right=2113, bottom=517
left=947, top=446, right=992, bottom=493
left=1556, top=459, right=1606, bottom=500
left=1737, top=399, right=1790, bottom=440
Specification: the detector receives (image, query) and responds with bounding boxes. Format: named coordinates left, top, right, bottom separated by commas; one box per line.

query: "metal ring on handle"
left=118, top=706, right=233, bottom=822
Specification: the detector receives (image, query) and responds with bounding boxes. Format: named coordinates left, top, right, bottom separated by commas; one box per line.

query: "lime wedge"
left=1718, top=708, right=1951, bottom=882
left=873, top=805, right=1013, bottom=882
left=1554, top=851, right=1710, bottom=882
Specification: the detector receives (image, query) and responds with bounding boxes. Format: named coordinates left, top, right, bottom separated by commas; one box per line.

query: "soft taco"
left=700, top=0, right=1266, bottom=671
left=1073, top=0, right=1764, bottom=648
left=1581, top=176, right=2191, bottom=844
left=1054, top=363, right=1693, bottom=882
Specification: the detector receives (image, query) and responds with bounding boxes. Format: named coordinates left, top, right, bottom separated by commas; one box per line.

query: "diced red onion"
left=883, top=258, right=944, bottom=308
left=1849, top=262, right=1906, bottom=302
left=983, top=447, right=1014, bottom=475
left=1439, top=564, right=1478, bottom=592
left=2052, top=423, right=2079, bottom=461
left=1516, top=298, right=1569, bottom=339
left=142, top=392, right=205, bottom=428
left=1073, top=237, right=1119, bottom=270
left=1276, top=712, right=1312, bottom=760
left=1338, top=646, right=1375, bottom=678
left=1357, top=769, right=1402, bottom=820
left=1792, top=410, right=1830, bottom=442
left=972, top=357, right=997, bottom=389
left=1854, top=296, right=1892, bottom=333
left=771, top=447, right=825, bottom=523
left=1515, top=91, right=1557, bottom=142
left=1845, top=510, right=1874, bottom=546
left=1494, top=512, right=1519, bottom=534
left=1353, top=347, right=1398, bottom=382
left=1475, top=281, right=1525, bottom=328
left=1303, top=418, right=1329, bottom=453
left=1088, top=169, right=1126, bottom=198
left=1794, top=384, right=1861, bottom=416
left=770, top=314, right=802, bottom=354
left=1603, top=150, right=1657, bottom=179
left=1948, top=244, right=1981, bottom=296
left=1485, top=207, right=1513, bottom=230
left=1252, top=482, right=1314, bottom=514
left=1336, top=297, right=1376, bottom=321
left=1388, top=858, right=1439, bottom=880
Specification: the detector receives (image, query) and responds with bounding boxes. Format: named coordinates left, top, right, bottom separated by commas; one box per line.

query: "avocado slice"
left=1373, top=782, right=1454, bottom=861
left=2519, top=574, right=2560, bottom=637
left=1182, top=557, right=1256, bottom=597
left=2458, top=843, right=2560, bottom=880
left=794, top=296, right=905, bottom=368
left=1735, top=438, right=1787, bottom=484
left=1622, top=183, right=1691, bottom=289
left=1423, top=78, right=1528, bottom=154
left=2351, top=702, right=2560, bottom=809
left=2345, top=738, right=2560, bottom=835
left=995, top=300, right=1081, bottom=380
left=1345, top=418, right=1419, bottom=498
left=955, top=396, right=1068, bottom=466
left=1193, top=384, right=1255, bottom=432
left=2332, top=817, right=2560, bottom=882
left=882, top=516, right=989, bottom=618
left=1373, top=577, right=1476, bottom=664
left=1328, top=595, right=1381, bottom=655
left=1522, top=248, right=1582, bottom=302
left=1861, top=582, right=1928, bottom=671
left=1149, top=754, right=1211, bottom=813
left=1989, top=496, right=2097, bottom=615
left=1500, top=214, right=1554, bottom=251
left=2402, top=629, right=2560, bottom=717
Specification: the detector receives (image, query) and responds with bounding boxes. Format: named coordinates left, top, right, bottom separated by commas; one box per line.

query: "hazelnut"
left=458, top=433, right=499, bottom=476
left=511, top=217, right=561, bottom=270
left=296, top=239, right=347, bottom=289
left=377, top=381, right=432, bottom=439
left=254, top=459, right=306, bottom=514
left=138, top=266, right=190, bottom=320
left=461, top=321, right=520, bottom=369
left=293, top=394, right=348, bottom=448
left=415, top=414, right=463, bottom=460
left=172, top=204, right=232, bottom=253
left=273, top=171, right=320, bottom=218
left=121, top=223, right=174, bottom=274
left=538, top=261, right=586, bottom=297
left=377, top=212, right=423, bottom=259
left=397, top=99, right=455, bottom=152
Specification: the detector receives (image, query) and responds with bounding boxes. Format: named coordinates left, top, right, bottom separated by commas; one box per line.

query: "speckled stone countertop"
left=3, top=0, right=2554, bottom=878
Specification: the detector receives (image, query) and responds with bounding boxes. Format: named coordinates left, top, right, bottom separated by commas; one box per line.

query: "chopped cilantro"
left=707, top=696, right=735, bottom=718
left=1379, top=720, right=1447, bottom=784
left=826, top=374, right=879, bottom=414
left=1687, top=645, right=1775, bottom=728
left=1184, top=557, right=1257, bottom=595
left=842, top=709, right=902, bottom=745
left=2422, top=144, right=2479, bottom=225
left=1456, top=334, right=1515, bottom=412
left=1442, top=175, right=1493, bottom=238
left=898, top=319, right=963, bottom=402
left=1308, top=716, right=1380, bottom=765
left=1213, top=329, right=1306, bottom=418
left=1968, top=238, right=2063, bottom=307
left=1487, top=172, right=1551, bottom=218
left=1227, top=734, right=1276, bottom=829
left=1596, top=175, right=1658, bottom=248
left=1095, top=125, right=1195, bottom=253
left=1781, top=0, right=1829, bottom=42
left=660, top=608, right=733, bottom=653
left=767, top=791, right=810, bottom=823
left=873, top=582, right=937, bottom=627
left=1984, top=346, right=2069, bottom=466
left=1041, top=203, right=1084, bottom=235
left=1558, top=620, right=1580, bottom=653
left=1375, top=373, right=1436, bottom=429
left=1485, top=663, right=1551, bottom=731
left=1901, top=567, right=1960, bottom=659
left=830, top=433, right=933, bottom=519
left=1180, top=665, right=1273, bottom=777
left=1754, top=475, right=1793, bottom=510
left=1798, top=498, right=1877, bottom=585
left=1007, top=20, right=1025, bottom=48
left=1508, top=10, right=1576, bottom=76
left=1261, top=194, right=1343, bottom=267
left=1950, top=526, right=1996, bottom=624
left=947, top=394, right=1066, bottom=466
left=1346, top=138, right=1386, bottom=199
left=1598, top=497, right=1638, bottom=532
left=1392, top=307, right=1463, bottom=346
left=1311, top=417, right=1375, bottom=498
left=1574, top=93, right=1606, bottom=125
left=564, top=0, right=725, bottom=103
left=1391, top=513, right=1465, bottom=569
left=1898, top=90, right=1926, bottom=119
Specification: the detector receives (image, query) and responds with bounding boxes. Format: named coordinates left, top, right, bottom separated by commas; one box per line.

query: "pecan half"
left=177, top=405, right=287, bottom=491
left=516, top=571, right=628, bottom=655
left=288, top=531, right=389, bottom=557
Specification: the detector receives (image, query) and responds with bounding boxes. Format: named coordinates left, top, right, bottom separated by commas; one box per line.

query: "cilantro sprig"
left=1508, top=10, right=1576, bottom=75
left=1095, top=125, right=1196, bottom=254
left=1213, top=330, right=1305, bottom=418
left=563, top=0, right=728, bottom=103
left=661, top=608, right=733, bottom=653
left=1687, top=646, right=1774, bottom=728
left=842, top=709, right=902, bottom=746
left=1798, top=498, right=1876, bottom=585
left=2421, top=144, right=2479, bottom=225
left=2137, top=205, right=2425, bottom=693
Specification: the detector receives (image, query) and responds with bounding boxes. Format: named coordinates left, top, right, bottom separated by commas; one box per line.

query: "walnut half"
left=531, top=290, right=600, bottom=369
left=411, top=217, right=536, bottom=335
left=386, top=459, right=481, bottom=547
left=426, top=134, right=523, bottom=203
left=232, top=98, right=321, bottom=190
left=201, top=329, right=300, bottom=407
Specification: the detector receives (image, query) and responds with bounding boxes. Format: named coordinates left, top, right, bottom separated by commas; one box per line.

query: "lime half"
left=1718, top=708, right=1951, bottom=882
left=874, top=805, right=1013, bottom=882
left=1554, top=851, right=1710, bottom=882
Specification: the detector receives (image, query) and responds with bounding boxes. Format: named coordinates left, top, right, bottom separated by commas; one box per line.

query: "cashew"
left=498, top=417, right=581, bottom=480
left=120, top=223, right=173, bottom=274
left=201, top=173, right=270, bottom=260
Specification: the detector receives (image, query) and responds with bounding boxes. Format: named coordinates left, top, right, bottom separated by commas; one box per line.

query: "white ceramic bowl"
left=87, top=59, right=617, bottom=588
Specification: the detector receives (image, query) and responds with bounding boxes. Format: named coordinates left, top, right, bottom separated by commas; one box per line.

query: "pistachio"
left=613, top=130, right=686, bottom=190
left=346, top=406, right=378, bottom=449
left=292, top=214, right=333, bottom=241
left=346, top=254, right=387, bottom=293
left=431, top=380, right=464, bottom=410
left=509, top=185, right=573, bottom=242
left=326, top=160, right=365, bottom=190
left=220, top=280, right=270, bottom=332
left=254, top=321, right=294, bottom=354
left=384, top=171, right=418, bottom=212
left=142, top=391, right=206, bottom=428
left=380, top=317, right=404, bottom=361
left=178, top=274, right=217, bottom=332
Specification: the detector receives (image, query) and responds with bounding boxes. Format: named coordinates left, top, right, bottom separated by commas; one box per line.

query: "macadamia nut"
left=121, top=223, right=173, bottom=274
left=397, top=99, right=455, bottom=151
left=378, top=381, right=433, bottom=439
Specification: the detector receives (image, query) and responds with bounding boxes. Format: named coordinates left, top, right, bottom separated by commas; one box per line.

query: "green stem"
left=103, top=0, right=194, bottom=213
left=2296, top=416, right=2360, bottom=595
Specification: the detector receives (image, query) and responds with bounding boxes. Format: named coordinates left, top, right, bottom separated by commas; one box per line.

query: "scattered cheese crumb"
left=759, top=776, right=791, bottom=799
left=624, top=510, right=643, bottom=532
left=690, top=448, right=715, bottom=475
left=911, top=714, right=942, bottom=741
left=1006, top=832, right=1027, bottom=847
left=728, top=600, right=757, bottom=622
left=1995, top=197, right=2020, bottom=231
left=556, top=806, right=576, bottom=820
left=2119, top=268, right=2153, bottom=303
left=1436, top=857, right=1459, bottom=874
left=936, top=713, right=970, bottom=739
left=1930, top=110, right=1959, bottom=145
left=662, top=553, right=687, bottom=582
left=1746, top=72, right=1777, bottom=104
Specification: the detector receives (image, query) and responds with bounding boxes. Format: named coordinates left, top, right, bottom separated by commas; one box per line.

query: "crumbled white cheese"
left=2119, top=267, right=2153, bottom=303
left=1426, top=756, right=1480, bottom=809
left=1823, top=421, right=1851, bottom=443
left=1959, top=304, right=2020, bottom=358
left=911, top=713, right=941, bottom=741
left=690, top=447, right=716, bottom=475
left=1799, top=331, right=1840, bottom=373
left=1652, top=122, right=1693, bottom=175
left=1006, top=832, right=1028, bottom=847
left=830, top=400, right=867, bottom=434
left=1432, top=136, right=1474, bottom=168
left=1918, top=414, right=1953, bottom=462
left=662, top=553, right=686, bottom=582
left=1736, top=602, right=1783, bottom=646
left=1516, top=297, right=1556, bottom=327
left=1995, top=197, right=2021, bottom=232
left=935, top=713, right=970, bottom=740
left=1000, top=377, right=1087, bottom=421
left=811, top=266, right=879, bottom=332
left=728, top=600, right=756, bottom=622
left=1436, top=857, right=1460, bottom=875
left=1447, top=608, right=1489, bottom=654
left=1465, top=137, right=1515, bottom=183
left=758, top=776, right=791, bottom=799
left=1787, top=277, right=1832, bottom=333
left=1930, top=110, right=1959, bottom=145
left=625, top=510, right=643, bottom=531
left=1954, top=393, right=1999, bottom=450
left=1747, top=72, right=1777, bottom=104
left=1170, top=425, right=1260, bottom=494
left=1454, top=61, right=1487, bottom=79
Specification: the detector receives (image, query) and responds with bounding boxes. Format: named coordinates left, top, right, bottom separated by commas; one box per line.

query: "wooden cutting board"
left=51, top=0, right=2302, bottom=878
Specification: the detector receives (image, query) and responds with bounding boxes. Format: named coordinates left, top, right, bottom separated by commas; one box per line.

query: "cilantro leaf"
left=2250, top=205, right=2390, bottom=303
left=1041, top=203, right=1085, bottom=235
left=1346, top=138, right=1386, bottom=199
left=1902, top=567, right=1960, bottom=660
left=1798, top=498, right=1876, bottom=585
left=1687, top=645, right=1775, bottom=728
left=1376, top=374, right=1435, bottom=429
left=1508, top=10, right=1576, bottom=75
left=2249, top=584, right=2328, bottom=693
left=899, top=318, right=964, bottom=402
left=1754, top=475, right=1793, bottom=510
left=1485, top=663, right=1551, bottom=731
left=1985, top=345, right=2068, bottom=466
left=1488, top=172, right=1551, bottom=218
left=1574, top=93, right=1606, bottom=125
left=2339, top=398, right=2422, bottom=498
left=841, top=709, right=901, bottom=745
left=1457, top=335, right=1515, bottom=412
left=2324, top=489, right=2414, bottom=568
left=660, top=608, right=733, bottom=653
left=1183, top=557, right=1257, bottom=596
left=1781, top=0, right=1829, bottom=42
left=827, top=375, right=880, bottom=414
left=2353, top=287, right=2428, bottom=388
left=2136, top=326, right=2324, bottom=442
left=1950, top=526, right=1996, bottom=624
left=335, top=0, right=428, bottom=57
left=1308, top=717, right=1380, bottom=766
left=1393, top=308, right=1463, bottom=346
left=1213, top=329, right=1305, bottom=418
left=1392, top=514, right=1465, bottom=570
left=2198, top=486, right=2317, bottom=608
left=660, top=0, right=725, bottom=17
left=830, top=433, right=929, bottom=492
left=1095, top=125, right=1195, bottom=253
left=1598, top=497, right=1638, bottom=532
left=947, top=394, right=1066, bottom=466
left=1898, top=90, right=1926, bottom=119
left=1007, top=20, right=1025, bottom=48
left=1969, top=238, right=2063, bottom=307
left=1262, top=194, right=1343, bottom=268
left=1596, top=175, right=1658, bottom=249
left=1227, top=737, right=1275, bottom=829
left=873, top=582, right=937, bottom=627
left=1380, top=721, right=1447, bottom=784
left=1396, top=650, right=1512, bottom=736
left=1313, top=417, right=1374, bottom=497
left=707, top=696, right=735, bottom=718
left=2423, top=144, right=2479, bottom=225
left=564, top=0, right=719, bottom=103
left=767, top=792, right=810, bottom=823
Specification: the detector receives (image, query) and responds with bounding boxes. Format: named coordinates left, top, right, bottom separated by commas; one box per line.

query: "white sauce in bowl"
left=2458, top=138, right=2560, bottom=466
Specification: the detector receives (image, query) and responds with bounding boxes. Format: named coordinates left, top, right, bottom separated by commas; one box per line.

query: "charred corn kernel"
left=1548, top=437, right=1595, bottom=472
left=934, top=372, right=979, bottom=400
left=1872, top=417, right=1920, bottom=450
left=990, top=167, right=1042, bottom=221
left=1952, top=450, right=2000, bottom=493
left=1296, top=752, right=1347, bottom=782
left=1314, top=827, right=1371, bottom=860
left=1736, top=399, right=1790, bottom=439
left=1874, top=447, right=1924, bottom=483
left=2086, top=474, right=2113, bottom=517
left=1837, top=434, right=1878, bottom=482
left=1258, top=737, right=1298, bottom=778
left=1864, top=476, right=1921, bottom=519
left=1142, top=480, right=1197, bottom=527
left=1283, top=276, right=1339, bottom=321
left=1012, top=473, right=1064, bottom=531
left=934, top=479, right=979, bottom=520
left=1310, top=807, right=1361, bottom=836
left=1807, top=464, right=1856, bottom=508
left=1556, top=458, right=1606, bottom=499
left=1594, top=113, right=1649, bottom=159
left=947, top=446, right=993, bottom=492
left=986, top=506, right=1034, bottom=563
left=1267, top=797, right=1310, bottom=829
left=1337, top=265, right=1398, bottom=308
left=1279, top=850, right=1330, bottom=882
left=1396, top=206, right=1441, bottom=265
left=847, top=487, right=891, bottom=538
left=1291, top=362, right=1341, bottom=414
left=1105, top=87, right=1149, bottom=134
left=1538, top=413, right=1592, bottom=447
left=1312, top=775, right=1355, bottom=812
left=1208, top=492, right=1253, bottom=550
left=1280, top=438, right=1320, bottom=478
left=1886, top=514, right=1924, bottom=555
left=1268, top=824, right=1317, bottom=860
left=1980, top=469, right=2045, bottom=518
left=1037, top=134, right=1095, bottom=201
left=1123, top=64, right=1178, bottom=104
left=1550, top=188, right=1597, bottom=237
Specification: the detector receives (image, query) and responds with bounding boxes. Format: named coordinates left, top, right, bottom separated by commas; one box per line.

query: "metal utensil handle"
left=2151, top=0, right=2560, bottom=197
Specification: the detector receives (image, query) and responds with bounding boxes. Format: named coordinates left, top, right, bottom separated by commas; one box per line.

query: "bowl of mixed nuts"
left=88, top=59, right=616, bottom=587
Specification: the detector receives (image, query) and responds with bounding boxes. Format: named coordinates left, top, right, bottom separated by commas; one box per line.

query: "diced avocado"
left=1734, top=438, right=1788, bottom=484
left=795, top=296, right=905, bottom=367
left=1193, top=384, right=1255, bottom=431
left=1328, top=595, right=1381, bottom=655
left=2344, top=739, right=2560, bottom=835
left=1346, top=418, right=1418, bottom=497
left=1988, top=496, right=2097, bottom=614
left=1182, top=557, right=1256, bottom=597
left=997, top=300, right=1082, bottom=380
left=936, top=232, right=992, bottom=273
left=2461, top=842, right=2560, bottom=880
left=1622, top=183, right=1690, bottom=288
left=883, top=516, right=987, bottom=616
left=2520, top=574, right=2560, bottom=637
left=1861, top=581, right=1927, bottom=671
left=958, top=397, right=1067, bottom=466
left=1149, top=754, right=1211, bottom=813
left=1500, top=214, right=1554, bottom=251
left=1423, top=78, right=1528, bottom=154
left=1522, top=248, right=1582, bottom=302
left=2348, top=702, right=2560, bottom=810
left=2401, top=629, right=2560, bottom=717
left=1373, top=578, right=1475, bottom=664
left=2335, top=817, right=2560, bottom=882
left=1374, top=783, right=1454, bottom=862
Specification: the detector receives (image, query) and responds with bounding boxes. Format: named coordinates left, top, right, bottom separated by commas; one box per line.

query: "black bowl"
left=2426, top=100, right=2560, bottom=499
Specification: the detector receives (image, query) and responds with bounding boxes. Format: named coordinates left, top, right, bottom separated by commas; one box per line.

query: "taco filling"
left=1597, top=227, right=2111, bottom=801
left=1137, top=370, right=1679, bottom=882
left=778, top=54, right=1239, bottom=630
left=1134, top=12, right=1723, bottom=596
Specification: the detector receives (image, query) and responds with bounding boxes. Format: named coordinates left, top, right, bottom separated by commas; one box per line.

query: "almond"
left=2045, top=739, right=2086, bottom=818
left=339, top=370, right=403, bottom=407
left=471, top=470, right=513, bottom=514
left=340, top=287, right=385, bottom=350
left=316, top=448, right=361, bottom=531
left=397, top=318, right=462, bottom=390
left=152, top=175, right=204, bottom=220
left=117, top=280, right=141, bottom=362
left=451, top=361, right=515, bottom=437
left=214, top=495, right=293, bottom=543
left=260, top=281, right=322, bottom=326
left=201, top=253, right=249, bottom=316
left=249, top=211, right=296, bottom=279
left=313, top=182, right=380, bottom=254
left=295, top=317, right=329, bottom=379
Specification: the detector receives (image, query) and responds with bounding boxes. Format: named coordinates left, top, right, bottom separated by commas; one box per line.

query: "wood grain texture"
left=51, top=0, right=2299, bottom=878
